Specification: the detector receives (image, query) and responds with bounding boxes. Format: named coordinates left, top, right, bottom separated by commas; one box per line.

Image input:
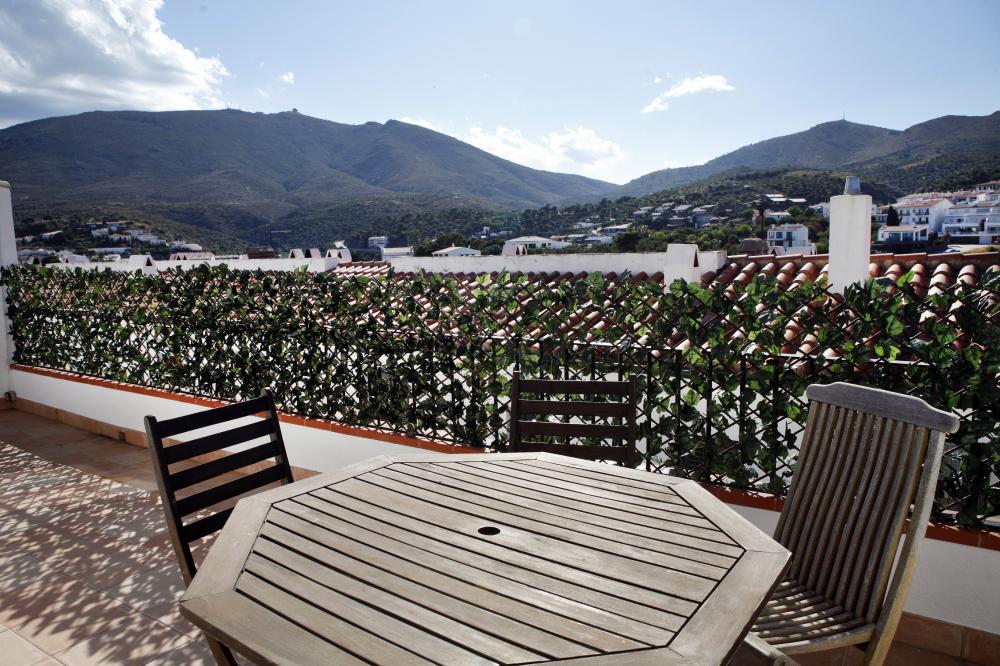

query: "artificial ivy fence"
left=2, top=264, right=998, bottom=528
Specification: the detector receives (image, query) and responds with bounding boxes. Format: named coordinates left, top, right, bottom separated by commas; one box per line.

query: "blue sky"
left=1, top=0, right=998, bottom=184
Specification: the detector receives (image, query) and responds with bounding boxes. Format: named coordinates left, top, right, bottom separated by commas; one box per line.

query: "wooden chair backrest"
left=510, top=371, right=637, bottom=466
left=774, top=382, right=958, bottom=660
left=145, top=389, right=294, bottom=585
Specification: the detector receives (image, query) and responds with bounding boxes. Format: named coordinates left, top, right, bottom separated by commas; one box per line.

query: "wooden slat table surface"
left=180, top=453, right=789, bottom=665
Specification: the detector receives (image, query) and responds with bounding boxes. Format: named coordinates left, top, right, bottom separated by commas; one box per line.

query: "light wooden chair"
left=510, top=371, right=637, bottom=466
left=145, top=389, right=295, bottom=666
left=743, top=382, right=959, bottom=666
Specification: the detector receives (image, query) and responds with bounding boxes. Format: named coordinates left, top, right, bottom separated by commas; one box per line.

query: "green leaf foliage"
left=2, top=263, right=997, bottom=527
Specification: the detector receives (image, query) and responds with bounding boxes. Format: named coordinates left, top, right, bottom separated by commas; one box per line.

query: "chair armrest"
left=736, top=633, right=801, bottom=666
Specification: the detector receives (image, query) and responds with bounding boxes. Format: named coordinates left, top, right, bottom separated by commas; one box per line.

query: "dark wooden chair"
left=145, top=389, right=295, bottom=666
left=510, top=371, right=637, bottom=466
left=743, top=382, right=959, bottom=666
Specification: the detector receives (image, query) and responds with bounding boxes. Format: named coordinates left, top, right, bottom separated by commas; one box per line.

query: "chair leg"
left=205, top=633, right=238, bottom=666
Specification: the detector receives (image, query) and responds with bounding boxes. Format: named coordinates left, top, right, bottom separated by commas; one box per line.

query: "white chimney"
left=827, top=176, right=872, bottom=293
left=0, top=180, right=17, bottom=397
left=663, top=243, right=701, bottom=285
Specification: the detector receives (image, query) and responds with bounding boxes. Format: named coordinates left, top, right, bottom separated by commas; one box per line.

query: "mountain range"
left=0, top=109, right=998, bottom=248
left=616, top=112, right=1000, bottom=196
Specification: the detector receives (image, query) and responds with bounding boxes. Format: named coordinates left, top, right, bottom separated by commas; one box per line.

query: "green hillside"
left=615, top=112, right=1000, bottom=197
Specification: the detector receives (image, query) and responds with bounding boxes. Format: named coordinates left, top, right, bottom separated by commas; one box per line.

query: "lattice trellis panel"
left=2, top=264, right=997, bottom=527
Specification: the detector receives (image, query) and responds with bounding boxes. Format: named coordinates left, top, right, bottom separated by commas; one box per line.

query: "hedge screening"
left=2, top=264, right=998, bottom=527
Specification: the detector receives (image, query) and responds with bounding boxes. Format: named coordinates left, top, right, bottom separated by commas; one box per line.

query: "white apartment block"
left=893, top=198, right=953, bottom=236
left=941, top=195, right=1000, bottom=244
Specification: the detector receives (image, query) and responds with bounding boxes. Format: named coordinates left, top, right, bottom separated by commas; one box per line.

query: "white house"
left=583, top=235, right=614, bottom=245
left=431, top=246, right=481, bottom=257
left=877, top=224, right=929, bottom=243
left=502, top=236, right=570, bottom=252
left=766, top=223, right=817, bottom=255
left=368, top=236, right=389, bottom=249
left=893, top=198, right=953, bottom=236
left=941, top=196, right=1000, bottom=244
left=974, top=179, right=1000, bottom=193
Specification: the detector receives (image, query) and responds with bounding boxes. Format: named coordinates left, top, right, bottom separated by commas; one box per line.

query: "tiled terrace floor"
left=0, top=406, right=989, bottom=666
left=0, top=407, right=219, bottom=665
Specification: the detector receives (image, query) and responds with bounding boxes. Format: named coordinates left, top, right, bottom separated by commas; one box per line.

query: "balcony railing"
left=2, top=264, right=998, bottom=528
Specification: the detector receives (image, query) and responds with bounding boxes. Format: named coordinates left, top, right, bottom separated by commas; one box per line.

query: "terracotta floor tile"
left=884, top=642, right=965, bottom=666
left=0, top=628, right=51, bottom=665
left=143, top=639, right=216, bottom=666
left=105, top=565, right=185, bottom=613
left=963, top=627, right=1000, bottom=666
left=141, top=599, right=201, bottom=639
left=53, top=612, right=190, bottom=666
left=8, top=583, right=136, bottom=655
left=896, top=613, right=965, bottom=658
left=0, top=554, right=56, bottom=596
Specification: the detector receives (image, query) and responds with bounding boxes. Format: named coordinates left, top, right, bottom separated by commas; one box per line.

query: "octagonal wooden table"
left=180, top=453, right=789, bottom=665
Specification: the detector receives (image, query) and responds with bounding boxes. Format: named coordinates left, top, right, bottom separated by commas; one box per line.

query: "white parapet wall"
left=730, top=505, right=999, bottom=636
left=70, top=256, right=341, bottom=273
left=9, top=367, right=457, bottom=472
left=390, top=246, right=729, bottom=279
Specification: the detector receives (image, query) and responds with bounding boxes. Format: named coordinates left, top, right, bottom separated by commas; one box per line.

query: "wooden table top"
left=180, top=453, right=789, bottom=665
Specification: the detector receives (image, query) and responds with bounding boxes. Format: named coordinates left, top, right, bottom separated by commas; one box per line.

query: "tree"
left=886, top=206, right=900, bottom=226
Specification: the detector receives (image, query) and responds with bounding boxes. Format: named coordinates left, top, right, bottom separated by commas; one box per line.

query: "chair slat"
left=803, top=409, right=872, bottom=593
left=183, top=506, right=235, bottom=542
left=518, top=379, right=632, bottom=396
left=753, top=382, right=954, bottom=665
left=169, top=441, right=281, bottom=490
left=176, top=464, right=288, bottom=517
left=163, top=418, right=276, bottom=464
left=154, top=395, right=272, bottom=439
left=821, top=415, right=888, bottom=604
left=146, top=389, right=293, bottom=666
left=517, top=420, right=629, bottom=440
left=518, top=400, right=628, bottom=418
left=858, top=426, right=927, bottom=622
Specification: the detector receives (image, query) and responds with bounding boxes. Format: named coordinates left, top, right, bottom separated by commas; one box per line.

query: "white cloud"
left=463, top=125, right=623, bottom=173
left=399, top=117, right=440, bottom=131
left=641, top=74, right=734, bottom=114
left=395, top=118, right=624, bottom=178
left=653, top=76, right=662, bottom=84
left=279, top=71, right=294, bottom=85
left=0, top=0, right=227, bottom=127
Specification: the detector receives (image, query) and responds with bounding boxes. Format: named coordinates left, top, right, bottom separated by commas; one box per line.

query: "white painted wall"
left=390, top=247, right=729, bottom=279
left=148, top=257, right=338, bottom=273
left=9, top=368, right=440, bottom=472
left=729, top=505, right=1000, bottom=635
left=0, top=180, right=16, bottom=396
